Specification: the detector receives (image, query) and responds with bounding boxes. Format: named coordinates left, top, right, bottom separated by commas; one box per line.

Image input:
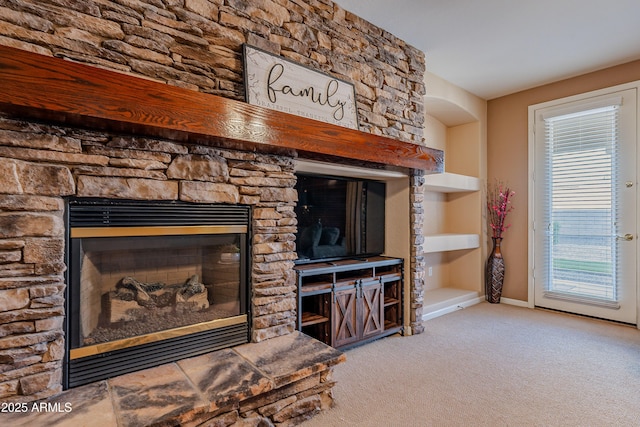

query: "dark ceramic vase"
left=485, top=237, right=505, bottom=303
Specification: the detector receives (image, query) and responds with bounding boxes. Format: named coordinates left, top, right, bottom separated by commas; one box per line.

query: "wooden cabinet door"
left=333, top=285, right=359, bottom=348
left=359, top=279, right=384, bottom=340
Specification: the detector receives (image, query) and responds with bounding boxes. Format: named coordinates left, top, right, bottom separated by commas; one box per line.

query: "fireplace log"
left=175, top=291, right=209, bottom=312
left=176, top=274, right=209, bottom=311
left=106, top=294, right=150, bottom=323
left=118, top=276, right=165, bottom=308
left=179, top=274, right=206, bottom=298
left=106, top=275, right=210, bottom=324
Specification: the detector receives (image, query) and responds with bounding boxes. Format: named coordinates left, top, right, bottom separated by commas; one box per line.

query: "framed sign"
left=243, top=44, right=359, bottom=130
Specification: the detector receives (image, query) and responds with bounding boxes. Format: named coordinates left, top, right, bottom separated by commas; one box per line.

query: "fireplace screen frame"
left=63, top=198, right=252, bottom=389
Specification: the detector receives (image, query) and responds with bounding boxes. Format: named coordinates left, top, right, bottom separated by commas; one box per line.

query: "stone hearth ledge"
left=3, top=332, right=345, bottom=427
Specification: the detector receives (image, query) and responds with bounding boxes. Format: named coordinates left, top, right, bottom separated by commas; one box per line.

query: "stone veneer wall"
left=0, top=0, right=425, bottom=143
left=0, top=113, right=298, bottom=401
left=0, top=0, right=429, bottom=403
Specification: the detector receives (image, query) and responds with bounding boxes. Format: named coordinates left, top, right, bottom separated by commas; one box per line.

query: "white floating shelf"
left=424, top=172, right=480, bottom=193
left=424, top=233, right=480, bottom=253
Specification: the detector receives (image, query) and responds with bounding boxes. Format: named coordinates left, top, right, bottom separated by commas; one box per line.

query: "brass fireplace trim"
left=69, top=314, right=248, bottom=360
left=70, top=225, right=247, bottom=238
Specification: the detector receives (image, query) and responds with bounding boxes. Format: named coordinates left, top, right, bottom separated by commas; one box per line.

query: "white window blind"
left=542, top=100, right=621, bottom=307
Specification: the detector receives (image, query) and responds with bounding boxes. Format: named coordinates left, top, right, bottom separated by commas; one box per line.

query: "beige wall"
left=487, top=59, right=640, bottom=301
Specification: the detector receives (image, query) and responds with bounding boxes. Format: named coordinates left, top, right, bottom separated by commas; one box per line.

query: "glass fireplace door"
left=65, top=199, right=250, bottom=388
left=69, top=232, right=246, bottom=355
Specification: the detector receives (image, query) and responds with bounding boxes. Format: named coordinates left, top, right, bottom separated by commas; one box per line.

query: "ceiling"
left=334, top=0, right=640, bottom=100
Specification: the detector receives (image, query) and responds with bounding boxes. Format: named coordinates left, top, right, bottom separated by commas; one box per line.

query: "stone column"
left=409, top=169, right=426, bottom=334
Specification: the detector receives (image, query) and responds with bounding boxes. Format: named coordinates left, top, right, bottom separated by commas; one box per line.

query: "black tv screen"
left=294, top=173, right=386, bottom=263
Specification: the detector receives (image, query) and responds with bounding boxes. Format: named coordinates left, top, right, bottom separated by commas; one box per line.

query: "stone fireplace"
left=65, top=199, right=250, bottom=388
left=0, top=96, right=303, bottom=400
left=0, top=1, right=443, bottom=422
left=0, top=46, right=442, bottom=412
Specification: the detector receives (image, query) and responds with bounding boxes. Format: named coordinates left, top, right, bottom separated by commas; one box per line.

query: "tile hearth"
left=5, top=332, right=344, bottom=427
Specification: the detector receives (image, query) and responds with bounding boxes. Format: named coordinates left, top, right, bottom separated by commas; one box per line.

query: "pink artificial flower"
left=487, top=180, right=515, bottom=239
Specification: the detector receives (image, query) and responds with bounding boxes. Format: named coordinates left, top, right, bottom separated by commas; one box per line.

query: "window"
left=542, top=100, right=620, bottom=305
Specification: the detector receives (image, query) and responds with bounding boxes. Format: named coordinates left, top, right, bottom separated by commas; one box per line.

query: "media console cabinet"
left=295, top=256, right=403, bottom=349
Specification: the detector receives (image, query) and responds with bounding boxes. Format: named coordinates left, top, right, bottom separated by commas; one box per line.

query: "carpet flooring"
left=304, top=302, right=640, bottom=426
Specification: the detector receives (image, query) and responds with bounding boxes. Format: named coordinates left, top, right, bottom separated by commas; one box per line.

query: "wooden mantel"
left=0, top=45, right=442, bottom=173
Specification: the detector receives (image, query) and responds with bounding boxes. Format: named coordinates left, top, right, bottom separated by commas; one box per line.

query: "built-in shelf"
left=424, top=233, right=480, bottom=253
left=424, top=172, right=480, bottom=193
left=424, top=79, right=486, bottom=313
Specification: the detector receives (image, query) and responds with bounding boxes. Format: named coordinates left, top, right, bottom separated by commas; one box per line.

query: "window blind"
left=542, top=101, right=621, bottom=307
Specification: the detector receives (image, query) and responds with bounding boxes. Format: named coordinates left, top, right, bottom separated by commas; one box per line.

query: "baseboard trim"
left=500, top=297, right=529, bottom=307
left=422, top=296, right=484, bottom=321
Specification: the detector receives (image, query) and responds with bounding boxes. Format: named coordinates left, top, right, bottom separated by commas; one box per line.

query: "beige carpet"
left=304, top=302, right=640, bottom=426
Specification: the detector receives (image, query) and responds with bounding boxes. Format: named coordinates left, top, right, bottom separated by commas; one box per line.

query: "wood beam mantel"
left=0, top=45, right=443, bottom=172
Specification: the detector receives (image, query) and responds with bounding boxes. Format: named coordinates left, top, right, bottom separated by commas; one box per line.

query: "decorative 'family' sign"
left=243, top=44, right=359, bottom=130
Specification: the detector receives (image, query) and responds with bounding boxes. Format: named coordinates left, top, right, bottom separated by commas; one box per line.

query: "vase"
left=485, top=237, right=505, bottom=303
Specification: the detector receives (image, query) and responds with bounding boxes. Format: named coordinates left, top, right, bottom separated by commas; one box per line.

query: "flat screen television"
left=294, top=173, right=386, bottom=264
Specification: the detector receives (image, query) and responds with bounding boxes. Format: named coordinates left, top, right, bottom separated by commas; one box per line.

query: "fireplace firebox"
left=64, top=199, right=251, bottom=389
